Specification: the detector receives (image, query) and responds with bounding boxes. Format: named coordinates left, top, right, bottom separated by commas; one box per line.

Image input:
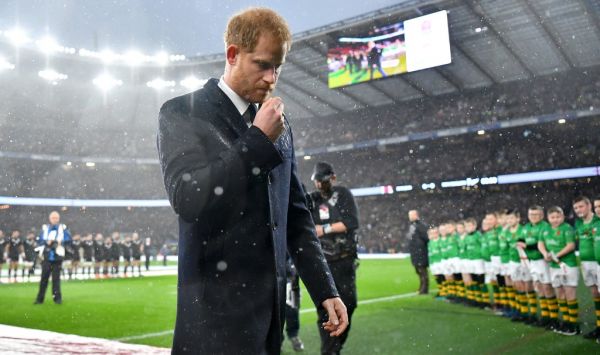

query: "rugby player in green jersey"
left=482, top=214, right=501, bottom=312
left=573, top=196, right=600, bottom=340
left=428, top=227, right=444, bottom=298
left=456, top=221, right=470, bottom=304
left=465, top=218, right=485, bottom=307
left=539, top=206, right=579, bottom=336
left=517, top=206, right=551, bottom=325
left=506, top=209, right=529, bottom=322
left=438, top=223, right=453, bottom=298
left=444, top=222, right=462, bottom=300
left=498, top=211, right=516, bottom=317
left=594, top=197, right=600, bottom=218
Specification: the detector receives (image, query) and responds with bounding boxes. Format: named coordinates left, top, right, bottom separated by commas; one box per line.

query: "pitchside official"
left=157, top=7, right=347, bottom=354
left=34, top=211, right=71, bottom=304
left=309, top=162, right=359, bottom=355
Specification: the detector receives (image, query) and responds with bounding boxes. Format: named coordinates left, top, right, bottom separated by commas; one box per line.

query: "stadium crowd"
left=292, top=68, right=600, bottom=149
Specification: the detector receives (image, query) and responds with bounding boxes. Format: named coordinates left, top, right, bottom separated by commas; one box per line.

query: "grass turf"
left=0, top=258, right=598, bottom=354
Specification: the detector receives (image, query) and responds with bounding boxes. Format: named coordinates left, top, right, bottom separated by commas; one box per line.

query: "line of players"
left=0, top=231, right=146, bottom=282
left=428, top=196, right=600, bottom=342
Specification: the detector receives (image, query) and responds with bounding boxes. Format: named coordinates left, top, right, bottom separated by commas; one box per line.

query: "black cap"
left=311, top=162, right=334, bottom=182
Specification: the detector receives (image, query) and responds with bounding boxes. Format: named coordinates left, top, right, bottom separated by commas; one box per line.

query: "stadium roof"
left=180, top=0, right=600, bottom=119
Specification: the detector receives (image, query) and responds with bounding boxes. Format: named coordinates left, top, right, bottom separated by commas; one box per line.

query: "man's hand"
left=253, top=97, right=284, bottom=142
left=321, top=297, right=349, bottom=337
left=315, top=225, right=324, bottom=237
left=516, top=241, right=526, bottom=249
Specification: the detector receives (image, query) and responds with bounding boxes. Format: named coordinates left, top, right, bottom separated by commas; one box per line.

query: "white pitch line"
left=115, top=290, right=424, bottom=342
left=116, top=330, right=174, bottom=342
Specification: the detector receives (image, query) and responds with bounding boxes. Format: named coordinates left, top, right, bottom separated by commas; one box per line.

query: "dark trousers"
left=285, top=278, right=301, bottom=339
left=414, top=265, right=429, bottom=294
left=317, top=257, right=357, bottom=355
left=145, top=254, right=151, bottom=271
left=285, top=304, right=300, bottom=338
left=36, top=260, right=62, bottom=303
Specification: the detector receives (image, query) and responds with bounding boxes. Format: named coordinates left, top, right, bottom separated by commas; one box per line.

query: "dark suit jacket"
left=157, top=78, right=338, bottom=354
left=407, top=220, right=429, bottom=267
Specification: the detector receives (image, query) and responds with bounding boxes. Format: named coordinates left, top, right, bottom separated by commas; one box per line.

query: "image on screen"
left=327, top=10, right=450, bottom=89
left=327, top=22, right=406, bottom=89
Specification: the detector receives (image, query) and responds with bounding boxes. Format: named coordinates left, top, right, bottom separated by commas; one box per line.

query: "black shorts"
left=9, top=251, right=20, bottom=261
left=132, top=254, right=141, bottom=261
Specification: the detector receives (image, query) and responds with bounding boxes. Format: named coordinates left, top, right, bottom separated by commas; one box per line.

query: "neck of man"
left=583, top=212, right=594, bottom=224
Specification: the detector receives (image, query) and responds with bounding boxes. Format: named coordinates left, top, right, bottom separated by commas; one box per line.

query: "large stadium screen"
left=327, top=10, right=451, bottom=89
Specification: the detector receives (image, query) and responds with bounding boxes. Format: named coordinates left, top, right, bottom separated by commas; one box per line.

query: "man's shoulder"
left=333, top=185, right=353, bottom=197
left=159, top=79, right=217, bottom=117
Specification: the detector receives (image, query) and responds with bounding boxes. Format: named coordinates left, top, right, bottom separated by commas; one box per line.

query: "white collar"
left=218, top=76, right=256, bottom=116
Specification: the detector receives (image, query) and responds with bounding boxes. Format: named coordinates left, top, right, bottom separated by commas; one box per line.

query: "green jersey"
left=457, top=234, right=467, bottom=260
left=445, top=234, right=459, bottom=258
left=485, top=228, right=500, bottom=257
left=439, top=236, right=448, bottom=260
left=521, top=220, right=549, bottom=261
left=507, top=225, right=523, bottom=263
left=428, top=239, right=441, bottom=264
left=541, top=222, right=576, bottom=268
left=575, top=215, right=600, bottom=262
left=480, top=230, right=493, bottom=261
left=498, top=228, right=510, bottom=263
left=465, top=231, right=483, bottom=260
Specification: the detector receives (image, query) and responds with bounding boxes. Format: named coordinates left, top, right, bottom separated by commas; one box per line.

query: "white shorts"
left=529, top=259, right=552, bottom=284
left=446, top=257, right=460, bottom=275
left=490, top=256, right=502, bottom=275
left=440, top=259, right=451, bottom=275
left=509, top=261, right=520, bottom=280
left=550, top=266, right=579, bottom=288
left=510, top=261, right=532, bottom=282
left=484, top=261, right=494, bottom=275
left=500, top=262, right=510, bottom=276
left=459, top=259, right=469, bottom=274
left=469, top=259, right=485, bottom=275
left=430, top=262, right=441, bottom=275
left=581, top=261, right=599, bottom=287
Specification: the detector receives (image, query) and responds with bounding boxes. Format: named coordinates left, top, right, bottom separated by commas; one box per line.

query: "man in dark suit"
left=157, top=7, right=348, bottom=355
left=407, top=210, right=430, bottom=295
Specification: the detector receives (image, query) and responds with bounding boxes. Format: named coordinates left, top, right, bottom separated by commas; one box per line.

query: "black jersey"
left=82, top=240, right=94, bottom=261
left=131, top=240, right=142, bottom=259
left=110, top=242, right=121, bottom=260
left=310, top=186, right=359, bottom=262
left=121, top=242, right=132, bottom=259
left=102, top=243, right=113, bottom=261
left=7, top=238, right=22, bottom=260
left=0, top=237, right=7, bottom=262
left=93, top=241, right=104, bottom=262
left=23, top=239, right=37, bottom=262
left=70, top=240, right=82, bottom=261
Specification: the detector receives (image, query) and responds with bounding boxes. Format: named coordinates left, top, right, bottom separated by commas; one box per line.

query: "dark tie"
left=242, top=104, right=256, bottom=126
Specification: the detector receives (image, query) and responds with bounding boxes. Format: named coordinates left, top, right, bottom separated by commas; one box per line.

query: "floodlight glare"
left=5, top=27, right=30, bottom=46
left=36, top=36, right=61, bottom=54
left=38, top=69, right=68, bottom=81
left=93, top=73, right=123, bottom=91
left=124, top=50, right=145, bottom=66
left=99, top=49, right=117, bottom=64
left=154, top=51, right=170, bottom=66
left=147, top=78, right=176, bottom=90
left=180, top=76, right=206, bottom=90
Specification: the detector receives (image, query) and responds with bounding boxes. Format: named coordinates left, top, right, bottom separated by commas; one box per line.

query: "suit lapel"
left=202, top=79, right=248, bottom=137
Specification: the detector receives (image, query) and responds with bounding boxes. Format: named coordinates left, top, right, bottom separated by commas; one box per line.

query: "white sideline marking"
left=115, top=290, right=423, bottom=341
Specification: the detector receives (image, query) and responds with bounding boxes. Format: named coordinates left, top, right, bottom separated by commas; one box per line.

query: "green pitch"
left=328, top=55, right=407, bottom=89
left=0, top=259, right=598, bottom=354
